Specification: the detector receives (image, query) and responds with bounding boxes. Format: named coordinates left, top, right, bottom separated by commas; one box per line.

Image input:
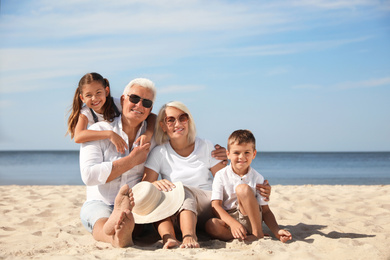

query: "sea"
left=0, top=151, right=389, bottom=185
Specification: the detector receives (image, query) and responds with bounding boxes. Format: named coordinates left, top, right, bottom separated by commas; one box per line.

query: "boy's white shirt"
left=211, top=164, right=268, bottom=211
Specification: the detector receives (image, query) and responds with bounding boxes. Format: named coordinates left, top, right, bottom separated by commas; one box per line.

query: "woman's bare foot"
left=111, top=209, right=135, bottom=248
left=104, top=184, right=134, bottom=236
left=162, top=234, right=181, bottom=249
left=180, top=234, right=200, bottom=248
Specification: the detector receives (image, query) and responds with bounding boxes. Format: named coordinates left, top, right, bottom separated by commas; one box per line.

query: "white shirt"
left=211, top=164, right=268, bottom=211
left=145, top=137, right=221, bottom=191
left=80, top=97, right=122, bottom=127
left=79, top=116, right=155, bottom=205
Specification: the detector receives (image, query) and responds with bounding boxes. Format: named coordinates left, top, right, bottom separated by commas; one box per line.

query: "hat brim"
left=133, top=182, right=184, bottom=224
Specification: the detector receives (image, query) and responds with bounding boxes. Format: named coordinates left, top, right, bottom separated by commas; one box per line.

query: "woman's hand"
left=110, top=132, right=129, bottom=154
left=212, top=144, right=228, bottom=165
left=152, top=179, right=176, bottom=192
left=256, top=180, right=271, bottom=201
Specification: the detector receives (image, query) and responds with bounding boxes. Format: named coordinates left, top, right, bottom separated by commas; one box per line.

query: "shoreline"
left=1, top=185, right=389, bottom=259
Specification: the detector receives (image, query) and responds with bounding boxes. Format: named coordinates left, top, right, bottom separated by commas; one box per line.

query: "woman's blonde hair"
left=154, top=101, right=197, bottom=145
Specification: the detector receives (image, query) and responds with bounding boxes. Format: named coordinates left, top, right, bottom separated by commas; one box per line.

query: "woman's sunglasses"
left=127, top=94, right=153, bottom=108
left=164, top=113, right=189, bottom=126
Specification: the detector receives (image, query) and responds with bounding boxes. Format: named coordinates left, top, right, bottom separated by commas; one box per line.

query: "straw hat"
left=132, top=181, right=185, bottom=224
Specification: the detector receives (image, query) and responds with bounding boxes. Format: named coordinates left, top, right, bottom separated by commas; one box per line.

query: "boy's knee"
left=235, top=184, right=253, bottom=197
left=205, top=218, right=223, bottom=236
left=205, top=218, right=214, bottom=233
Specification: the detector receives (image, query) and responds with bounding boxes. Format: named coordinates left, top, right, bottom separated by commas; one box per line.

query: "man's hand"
left=212, top=144, right=228, bottom=165
left=256, top=180, right=271, bottom=201
left=129, top=142, right=150, bottom=166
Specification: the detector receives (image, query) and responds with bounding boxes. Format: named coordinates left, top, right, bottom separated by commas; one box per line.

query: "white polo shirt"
left=79, top=116, right=155, bottom=205
left=211, top=164, right=268, bottom=211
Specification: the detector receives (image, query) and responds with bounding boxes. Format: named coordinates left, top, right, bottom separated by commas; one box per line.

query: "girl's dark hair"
left=66, top=72, right=116, bottom=139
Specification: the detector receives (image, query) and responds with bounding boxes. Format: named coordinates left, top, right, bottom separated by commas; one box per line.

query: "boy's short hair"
left=228, top=129, right=256, bottom=151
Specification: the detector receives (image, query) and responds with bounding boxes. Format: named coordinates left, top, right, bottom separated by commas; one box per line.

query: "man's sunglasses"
left=164, top=113, right=189, bottom=126
left=127, top=94, right=153, bottom=108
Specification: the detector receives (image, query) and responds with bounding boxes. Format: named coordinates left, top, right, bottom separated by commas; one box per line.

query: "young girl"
left=67, top=72, right=155, bottom=153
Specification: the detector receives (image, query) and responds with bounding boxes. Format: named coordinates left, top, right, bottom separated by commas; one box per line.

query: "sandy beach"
left=0, top=185, right=389, bottom=259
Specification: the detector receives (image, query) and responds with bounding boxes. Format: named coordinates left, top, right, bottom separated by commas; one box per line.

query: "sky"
left=0, top=0, right=389, bottom=152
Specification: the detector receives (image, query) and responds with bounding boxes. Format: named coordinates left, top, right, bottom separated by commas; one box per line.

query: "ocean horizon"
left=0, top=150, right=389, bottom=186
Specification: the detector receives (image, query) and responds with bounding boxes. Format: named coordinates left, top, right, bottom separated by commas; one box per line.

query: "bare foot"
left=111, top=209, right=135, bottom=248
left=245, top=234, right=259, bottom=242
left=251, top=230, right=265, bottom=240
left=104, top=184, right=134, bottom=236
left=180, top=234, right=200, bottom=248
left=162, top=234, right=181, bottom=249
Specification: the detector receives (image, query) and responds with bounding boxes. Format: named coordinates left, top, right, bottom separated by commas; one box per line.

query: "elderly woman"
left=143, top=101, right=271, bottom=248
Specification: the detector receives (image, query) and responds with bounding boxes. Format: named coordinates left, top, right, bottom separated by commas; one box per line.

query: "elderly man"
left=79, top=78, right=156, bottom=247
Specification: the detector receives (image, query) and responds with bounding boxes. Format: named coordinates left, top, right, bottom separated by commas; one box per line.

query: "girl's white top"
left=80, top=97, right=122, bottom=126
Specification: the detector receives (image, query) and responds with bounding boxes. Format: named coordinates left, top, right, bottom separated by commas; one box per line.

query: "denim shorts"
left=80, top=200, right=113, bottom=233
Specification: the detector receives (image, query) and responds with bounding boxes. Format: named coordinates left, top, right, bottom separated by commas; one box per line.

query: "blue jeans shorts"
left=80, top=200, right=114, bottom=233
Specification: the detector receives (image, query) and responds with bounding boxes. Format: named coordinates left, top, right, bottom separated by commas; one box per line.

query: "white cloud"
left=159, top=85, right=206, bottom=94
left=265, top=67, right=290, bottom=77
left=2, top=0, right=386, bottom=43
left=292, top=76, right=390, bottom=91
left=209, top=36, right=371, bottom=57
left=291, top=0, right=377, bottom=9
left=292, top=84, right=323, bottom=90
left=335, top=77, right=390, bottom=90
left=0, top=100, right=13, bottom=108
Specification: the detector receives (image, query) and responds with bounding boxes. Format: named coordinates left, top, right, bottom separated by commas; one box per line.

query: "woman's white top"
left=145, top=137, right=221, bottom=191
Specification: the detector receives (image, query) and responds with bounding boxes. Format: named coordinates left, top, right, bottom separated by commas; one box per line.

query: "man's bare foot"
left=180, top=234, right=200, bottom=248
left=104, top=184, right=134, bottom=236
left=111, top=209, right=135, bottom=248
left=162, top=234, right=181, bottom=249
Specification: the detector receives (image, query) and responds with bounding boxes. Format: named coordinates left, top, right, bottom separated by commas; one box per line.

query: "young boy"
left=206, top=130, right=292, bottom=243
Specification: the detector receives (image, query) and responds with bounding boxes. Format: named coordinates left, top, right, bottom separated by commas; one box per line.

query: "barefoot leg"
left=236, top=184, right=264, bottom=239
left=156, top=218, right=181, bottom=249
left=178, top=210, right=200, bottom=248
left=111, top=209, right=135, bottom=248
left=103, top=184, right=134, bottom=236
left=92, top=185, right=135, bottom=248
left=205, top=218, right=234, bottom=241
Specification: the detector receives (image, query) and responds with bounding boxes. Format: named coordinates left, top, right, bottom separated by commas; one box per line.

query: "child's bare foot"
left=245, top=234, right=259, bottom=242
left=252, top=230, right=264, bottom=240
left=111, top=209, right=135, bottom=248
left=162, top=234, right=181, bottom=249
left=104, top=184, right=134, bottom=236
left=180, top=234, right=200, bottom=248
